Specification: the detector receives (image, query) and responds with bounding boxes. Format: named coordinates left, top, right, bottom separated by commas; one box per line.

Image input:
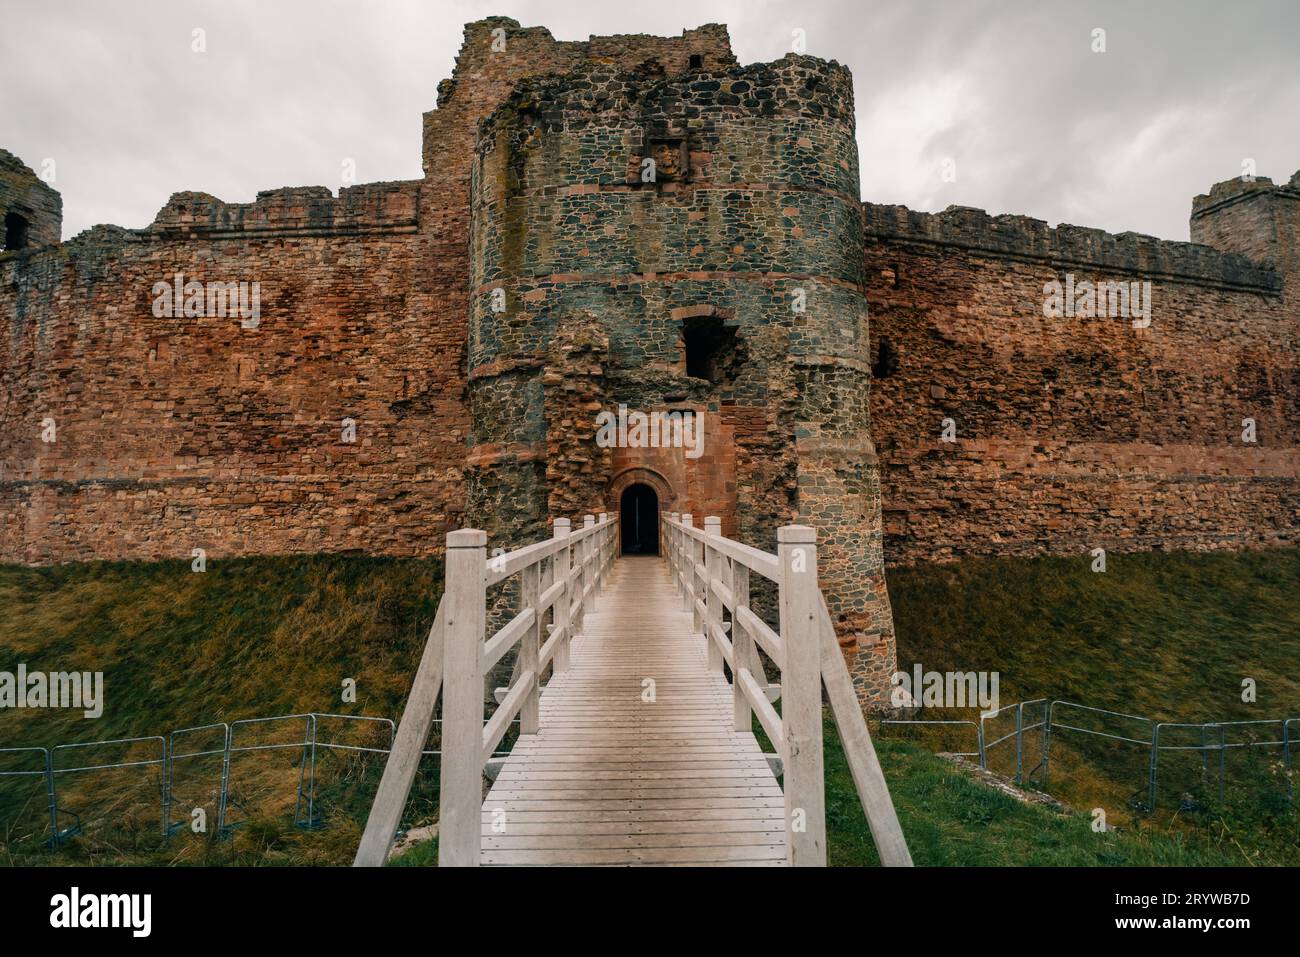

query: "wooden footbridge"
left=354, top=513, right=911, bottom=867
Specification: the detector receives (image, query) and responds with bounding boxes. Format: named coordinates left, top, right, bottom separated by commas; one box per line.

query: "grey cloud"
left=1, top=0, right=1294, bottom=241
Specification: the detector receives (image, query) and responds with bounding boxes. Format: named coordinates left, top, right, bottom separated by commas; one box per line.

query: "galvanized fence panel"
left=886, top=699, right=1298, bottom=818
left=220, top=714, right=315, bottom=835
left=165, top=723, right=229, bottom=836
left=980, top=699, right=1048, bottom=786
left=0, top=746, right=57, bottom=849
left=49, top=736, right=168, bottom=843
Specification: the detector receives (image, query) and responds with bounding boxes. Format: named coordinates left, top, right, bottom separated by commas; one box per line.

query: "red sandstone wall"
left=0, top=18, right=738, bottom=566
left=0, top=183, right=469, bottom=562
left=865, top=204, right=1300, bottom=566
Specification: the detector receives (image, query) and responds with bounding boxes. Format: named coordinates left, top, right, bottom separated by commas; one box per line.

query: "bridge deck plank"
left=480, top=555, right=787, bottom=866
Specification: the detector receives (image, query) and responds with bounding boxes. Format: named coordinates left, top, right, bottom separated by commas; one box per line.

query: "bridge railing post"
left=438, top=528, right=487, bottom=867
left=681, top=513, right=695, bottom=616
left=664, top=511, right=674, bottom=578
left=704, top=517, right=724, bottom=673
left=777, top=524, right=827, bottom=866
left=581, top=514, right=596, bottom=625
left=553, top=518, right=572, bottom=672
left=731, top=560, right=753, bottom=732
left=604, top=513, right=614, bottom=578
left=520, top=551, right=542, bottom=737
left=595, top=513, right=607, bottom=594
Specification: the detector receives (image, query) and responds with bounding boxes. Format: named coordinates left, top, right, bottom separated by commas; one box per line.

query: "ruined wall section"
left=864, top=198, right=1299, bottom=566
left=0, top=150, right=61, bottom=249
left=471, top=53, right=897, bottom=703
left=0, top=181, right=476, bottom=562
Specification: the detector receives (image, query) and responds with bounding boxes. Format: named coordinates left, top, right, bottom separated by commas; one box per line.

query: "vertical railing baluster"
left=520, top=556, right=541, bottom=736
left=595, top=513, right=607, bottom=595
left=581, top=515, right=595, bottom=627
left=732, top=561, right=753, bottom=732
left=681, top=514, right=694, bottom=616
left=553, top=517, right=572, bottom=672
left=704, top=516, right=724, bottom=673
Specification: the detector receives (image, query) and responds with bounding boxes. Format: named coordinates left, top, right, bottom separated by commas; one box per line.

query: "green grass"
left=887, top=548, right=1300, bottom=718
left=827, top=719, right=1244, bottom=866
left=3, top=548, right=1296, bottom=866
left=884, top=547, right=1300, bottom=862
left=0, top=554, right=445, bottom=865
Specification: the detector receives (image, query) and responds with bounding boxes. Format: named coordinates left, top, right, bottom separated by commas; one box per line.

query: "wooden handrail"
left=661, top=511, right=913, bottom=868
left=352, top=598, right=447, bottom=867
left=355, top=512, right=617, bottom=868
left=436, top=512, right=617, bottom=867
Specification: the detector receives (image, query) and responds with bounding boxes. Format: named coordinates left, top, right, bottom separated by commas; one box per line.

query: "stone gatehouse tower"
left=466, top=53, right=894, bottom=694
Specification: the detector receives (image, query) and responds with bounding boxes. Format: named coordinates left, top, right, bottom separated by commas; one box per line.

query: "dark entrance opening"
left=4, top=212, right=30, bottom=251
left=620, top=483, right=659, bottom=555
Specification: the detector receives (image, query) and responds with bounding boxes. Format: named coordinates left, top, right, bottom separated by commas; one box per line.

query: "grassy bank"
left=885, top=547, right=1300, bottom=861
left=0, top=555, right=444, bottom=864
left=3, top=547, right=1296, bottom=866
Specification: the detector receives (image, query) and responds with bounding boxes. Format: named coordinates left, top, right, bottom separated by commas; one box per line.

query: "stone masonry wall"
left=0, top=18, right=735, bottom=565
left=0, top=148, right=62, bottom=250
left=469, top=51, right=896, bottom=703
left=0, top=181, right=472, bottom=562
left=864, top=198, right=1299, bottom=567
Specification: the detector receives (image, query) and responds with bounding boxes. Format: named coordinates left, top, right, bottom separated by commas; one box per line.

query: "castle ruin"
left=2, top=18, right=1297, bottom=706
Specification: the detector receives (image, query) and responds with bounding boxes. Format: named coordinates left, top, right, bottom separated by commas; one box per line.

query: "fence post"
left=777, top=524, right=826, bottom=866
left=216, top=725, right=233, bottom=837
left=704, top=517, right=724, bottom=673
left=553, top=518, right=572, bottom=672
left=1147, top=723, right=1161, bottom=814
left=1014, top=704, right=1024, bottom=785
left=438, top=528, right=487, bottom=867
left=520, top=556, right=542, bottom=736
left=43, top=749, right=58, bottom=848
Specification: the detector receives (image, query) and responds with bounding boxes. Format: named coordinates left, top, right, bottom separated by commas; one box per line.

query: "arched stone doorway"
left=607, top=467, right=674, bottom=556
left=620, top=483, right=659, bottom=555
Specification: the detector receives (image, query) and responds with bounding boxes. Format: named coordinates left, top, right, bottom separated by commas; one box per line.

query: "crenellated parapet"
left=863, top=201, right=1282, bottom=293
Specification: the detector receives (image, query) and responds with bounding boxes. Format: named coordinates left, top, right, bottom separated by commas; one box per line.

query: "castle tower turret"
left=1192, top=170, right=1300, bottom=297
left=468, top=52, right=895, bottom=703
left=0, top=149, right=62, bottom=251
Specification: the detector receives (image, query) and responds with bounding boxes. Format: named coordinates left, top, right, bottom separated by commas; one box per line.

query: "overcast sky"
left=2, top=0, right=1296, bottom=242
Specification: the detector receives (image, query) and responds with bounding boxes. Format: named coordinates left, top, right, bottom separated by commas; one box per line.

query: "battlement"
left=480, top=52, right=855, bottom=141
left=1191, top=170, right=1300, bottom=218
left=145, top=181, right=420, bottom=239
left=863, top=201, right=1282, bottom=293
left=437, top=17, right=737, bottom=110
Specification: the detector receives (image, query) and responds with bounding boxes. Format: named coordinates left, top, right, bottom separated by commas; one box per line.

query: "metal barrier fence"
left=883, top=699, right=1297, bottom=815
left=2, top=711, right=515, bottom=849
